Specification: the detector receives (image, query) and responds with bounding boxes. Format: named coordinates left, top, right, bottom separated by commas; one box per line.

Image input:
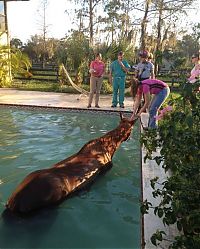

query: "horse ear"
left=130, top=116, right=139, bottom=125
left=119, top=112, right=124, bottom=120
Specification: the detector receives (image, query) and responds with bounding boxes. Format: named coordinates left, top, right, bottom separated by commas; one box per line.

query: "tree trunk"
left=155, top=0, right=164, bottom=75
left=140, top=0, right=151, bottom=50
left=89, top=0, right=94, bottom=46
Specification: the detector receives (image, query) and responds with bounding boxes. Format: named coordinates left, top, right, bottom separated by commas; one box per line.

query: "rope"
left=124, top=86, right=131, bottom=94
left=61, top=64, right=89, bottom=97
left=138, top=116, right=145, bottom=130
left=61, top=64, right=132, bottom=98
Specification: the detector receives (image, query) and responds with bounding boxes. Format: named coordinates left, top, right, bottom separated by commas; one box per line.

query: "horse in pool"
left=6, top=113, right=137, bottom=214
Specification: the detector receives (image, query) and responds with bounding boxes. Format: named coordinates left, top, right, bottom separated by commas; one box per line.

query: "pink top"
left=138, top=79, right=168, bottom=95
left=188, top=64, right=200, bottom=83
left=90, top=60, right=105, bottom=77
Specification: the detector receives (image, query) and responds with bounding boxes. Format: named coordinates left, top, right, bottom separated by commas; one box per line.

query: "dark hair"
left=192, top=53, right=200, bottom=59
left=95, top=53, right=102, bottom=58
left=131, top=79, right=141, bottom=99
left=118, top=51, right=124, bottom=56
left=139, top=50, right=149, bottom=58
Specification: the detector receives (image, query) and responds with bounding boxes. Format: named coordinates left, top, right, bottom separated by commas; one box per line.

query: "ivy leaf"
left=158, top=208, right=164, bottom=218
left=154, top=156, right=163, bottom=165
left=150, top=234, right=158, bottom=246
left=150, top=177, right=159, bottom=189
left=177, top=220, right=182, bottom=231
left=150, top=230, right=166, bottom=246
left=154, top=206, right=158, bottom=215
left=185, top=115, right=193, bottom=127
left=140, top=199, right=152, bottom=214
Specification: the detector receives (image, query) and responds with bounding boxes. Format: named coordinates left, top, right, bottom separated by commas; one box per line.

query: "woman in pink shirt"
left=87, top=53, right=105, bottom=108
left=130, top=79, right=170, bottom=129
left=188, top=53, right=200, bottom=83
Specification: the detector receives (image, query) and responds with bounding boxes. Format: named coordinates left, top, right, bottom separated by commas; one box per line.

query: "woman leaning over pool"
left=130, top=79, right=170, bottom=129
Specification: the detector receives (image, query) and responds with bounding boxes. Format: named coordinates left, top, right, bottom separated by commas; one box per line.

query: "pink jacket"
left=90, top=60, right=105, bottom=77
left=188, top=64, right=200, bottom=83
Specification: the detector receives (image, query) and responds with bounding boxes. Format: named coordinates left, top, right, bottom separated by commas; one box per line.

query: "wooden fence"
left=14, top=63, right=184, bottom=89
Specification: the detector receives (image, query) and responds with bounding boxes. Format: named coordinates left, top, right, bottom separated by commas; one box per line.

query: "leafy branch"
left=140, top=82, right=200, bottom=248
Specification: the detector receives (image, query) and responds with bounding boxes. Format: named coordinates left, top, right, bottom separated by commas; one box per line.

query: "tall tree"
left=102, top=0, right=121, bottom=43
left=10, top=38, right=23, bottom=49
left=140, top=0, right=152, bottom=50
left=23, top=35, right=59, bottom=63
left=66, top=0, right=104, bottom=47
left=36, top=0, right=51, bottom=67
left=150, top=0, right=196, bottom=73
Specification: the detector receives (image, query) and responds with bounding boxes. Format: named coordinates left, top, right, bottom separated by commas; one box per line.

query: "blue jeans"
left=112, top=77, right=125, bottom=106
left=148, top=87, right=170, bottom=128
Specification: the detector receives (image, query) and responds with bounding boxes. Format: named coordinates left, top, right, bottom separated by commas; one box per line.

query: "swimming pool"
left=0, top=107, right=141, bottom=249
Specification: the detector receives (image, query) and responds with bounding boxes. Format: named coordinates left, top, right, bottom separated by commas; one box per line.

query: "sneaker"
left=120, top=104, right=124, bottom=108
left=95, top=105, right=100, bottom=108
left=87, top=104, right=91, bottom=108
left=111, top=105, right=117, bottom=108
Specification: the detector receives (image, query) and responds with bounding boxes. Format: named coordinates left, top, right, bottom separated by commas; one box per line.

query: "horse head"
left=118, top=112, right=138, bottom=142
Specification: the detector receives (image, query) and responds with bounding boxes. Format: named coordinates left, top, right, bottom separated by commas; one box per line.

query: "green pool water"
left=0, top=107, right=141, bottom=249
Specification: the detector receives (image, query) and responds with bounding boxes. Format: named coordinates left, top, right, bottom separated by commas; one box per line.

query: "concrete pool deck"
left=0, top=88, right=178, bottom=249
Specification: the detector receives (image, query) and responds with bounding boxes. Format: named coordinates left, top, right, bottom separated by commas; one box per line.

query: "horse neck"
left=99, top=123, right=130, bottom=158
left=78, top=122, right=131, bottom=159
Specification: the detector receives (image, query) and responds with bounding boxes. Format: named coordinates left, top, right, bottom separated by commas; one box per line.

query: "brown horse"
left=6, top=113, right=137, bottom=214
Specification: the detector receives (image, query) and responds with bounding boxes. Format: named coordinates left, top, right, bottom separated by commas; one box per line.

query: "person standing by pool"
left=131, top=50, right=154, bottom=101
left=87, top=53, right=105, bottom=108
left=188, top=53, right=200, bottom=83
left=109, top=51, right=130, bottom=108
left=135, top=50, right=154, bottom=81
left=130, top=78, right=170, bottom=129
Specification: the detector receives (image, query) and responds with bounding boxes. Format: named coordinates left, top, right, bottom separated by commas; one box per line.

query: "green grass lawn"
left=10, top=79, right=181, bottom=98
left=11, top=79, right=114, bottom=94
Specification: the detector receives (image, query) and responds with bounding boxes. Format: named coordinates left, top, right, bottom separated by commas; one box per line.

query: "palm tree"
left=0, top=33, right=32, bottom=87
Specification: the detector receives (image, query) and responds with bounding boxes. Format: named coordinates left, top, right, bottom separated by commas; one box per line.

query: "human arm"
left=102, top=63, right=106, bottom=76
left=109, top=63, right=113, bottom=83
left=130, top=94, right=142, bottom=120
left=89, top=61, right=96, bottom=76
left=109, top=71, right=112, bottom=84
left=188, top=65, right=200, bottom=82
left=194, top=64, right=200, bottom=79
left=137, top=92, right=151, bottom=116
left=150, top=64, right=155, bottom=79
left=118, top=60, right=130, bottom=73
left=151, top=69, right=155, bottom=79
left=135, top=65, right=139, bottom=79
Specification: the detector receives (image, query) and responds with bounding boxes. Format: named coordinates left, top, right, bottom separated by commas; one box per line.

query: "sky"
left=6, top=0, right=200, bottom=44
left=7, top=0, right=75, bottom=42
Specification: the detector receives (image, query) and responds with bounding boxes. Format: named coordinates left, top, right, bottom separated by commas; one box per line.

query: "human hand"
left=89, top=69, right=96, bottom=74
left=118, top=60, right=124, bottom=67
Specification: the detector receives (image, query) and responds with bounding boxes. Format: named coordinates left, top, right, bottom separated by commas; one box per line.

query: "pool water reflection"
left=0, top=107, right=141, bottom=249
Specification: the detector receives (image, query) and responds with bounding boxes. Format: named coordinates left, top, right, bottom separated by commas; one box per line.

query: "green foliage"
left=101, top=80, right=112, bottom=94
left=0, top=33, right=32, bottom=87
left=65, top=31, right=91, bottom=71
left=140, top=199, right=152, bottom=215
left=155, top=50, right=163, bottom=66
left=151, top=230, right=166, bottom=246
left=11, top=49, right=32, bottom=77
left=106, top=41, right=134, bottom=62
left=141, top=81, right=200, bottom=248
left=12, top=80, right=91, bottom=94
left=58, top=64, right=69, bottom=86
left=0, top=44, right=11, bottom=87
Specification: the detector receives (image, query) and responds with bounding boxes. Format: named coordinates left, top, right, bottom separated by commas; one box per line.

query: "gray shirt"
left=136, top=61, right=154, bottom=79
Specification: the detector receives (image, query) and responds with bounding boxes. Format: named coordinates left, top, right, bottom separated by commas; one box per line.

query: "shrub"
left=141, top=81, right=200, bottom=248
